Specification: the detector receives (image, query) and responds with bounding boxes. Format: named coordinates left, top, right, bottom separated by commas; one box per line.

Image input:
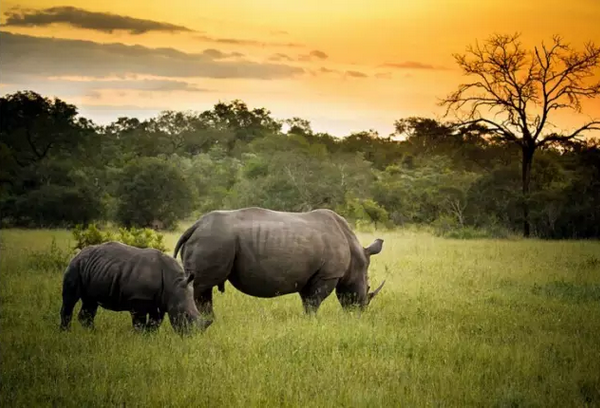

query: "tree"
left=284, top=117, right=314, bottom=137
left=337, top=130, right=403, bottom=170
left=197, top=100, right=282, bottom=150
left=441, top=33, right=600, bottom=237
left=115, top=157, right=192, bottom=229
left=0, top=91, right=91, bottom=185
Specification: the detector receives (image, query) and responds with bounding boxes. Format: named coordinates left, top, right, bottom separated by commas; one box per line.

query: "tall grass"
left=1, top=229, right=599, bottom=406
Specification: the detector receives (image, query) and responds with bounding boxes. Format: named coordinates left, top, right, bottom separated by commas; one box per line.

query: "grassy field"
left=1, top=228, right=600, bottom=407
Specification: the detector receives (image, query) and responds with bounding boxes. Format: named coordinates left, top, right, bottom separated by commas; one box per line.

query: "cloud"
left=268, top=53, right=294, bottom=62
left=3, top=6, right=194, bottom=34
left=319, top=67, right=338, bottom=74
left=345, top=70, right=368, bottom=78
left=298, top=50, right=329, bottom=61
left=0, top=77, right=211, bottom=100
left=202, top=49, right=244, bottom=59
left=381, top=61, right=446, bottom=70
left=309, top=50, right=328, bottom=59
left=0, top=32, right=305, bottom=81
left=84, top=79, right=210, bottom=92
left=375, top=72, right=392, bottom=79
left=306, top=66, right=340, bottom=77
left=196, top=34, right=303, bottom=48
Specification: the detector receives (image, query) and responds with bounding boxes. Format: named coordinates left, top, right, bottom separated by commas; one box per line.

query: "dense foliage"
left=1, top=90, right=599, bottom=238
left=72, top=224, right=167, bottom=252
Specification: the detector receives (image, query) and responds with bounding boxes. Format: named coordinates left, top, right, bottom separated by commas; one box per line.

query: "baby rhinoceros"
left=60, top=241, right=210, bottom=335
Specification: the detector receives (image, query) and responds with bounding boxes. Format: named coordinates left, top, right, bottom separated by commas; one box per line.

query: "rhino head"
left=335, top=238, right=385, bottom=311
left=168, top=273, right=212, bottom=335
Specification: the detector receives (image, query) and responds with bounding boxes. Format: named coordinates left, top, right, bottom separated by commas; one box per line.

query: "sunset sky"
left=1, top=0, right=599, bottom=136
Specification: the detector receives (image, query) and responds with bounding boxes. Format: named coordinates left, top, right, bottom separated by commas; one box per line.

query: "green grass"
left=1, top=228, right=600, bottom=407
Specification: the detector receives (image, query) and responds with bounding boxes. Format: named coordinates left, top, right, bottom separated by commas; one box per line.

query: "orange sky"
left=1, top=0, right=599, bottom=136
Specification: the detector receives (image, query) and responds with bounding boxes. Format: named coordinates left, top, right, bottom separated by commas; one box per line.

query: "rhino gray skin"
left=173, top=207, right=385, bottom=326
left=60, top=241, right=211, bottom=334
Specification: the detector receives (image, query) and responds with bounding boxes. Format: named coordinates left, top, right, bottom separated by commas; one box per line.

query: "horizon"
left=1, top=1, right=599, bottom=137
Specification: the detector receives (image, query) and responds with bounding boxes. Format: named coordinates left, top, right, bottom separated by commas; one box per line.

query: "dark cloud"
left=202, top=49, right=244, bottom=59
left=196, top=34, right=303, bottom=48
left=0, top=77, right=211, bottom=100
left=381, top=61, right=445, bottom=70
left=309, top=50, right=328, bottom=59
left=3, top=6, right=194, bottom=34
left=307, top=66, right=340, bottom=77
left=268, top=53, right=294, bottom=62
left=298, top=50, right=329, bottom=61
left=93, top=79, right=210, bottom=92
left=346, top=70, right=368, bottom=78
left=0, top=32, right=305, bottom=81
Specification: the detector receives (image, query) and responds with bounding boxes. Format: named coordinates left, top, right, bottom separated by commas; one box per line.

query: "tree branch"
left=453, top=118, right=521, bottom=145
left=538, top=121, right=600, bottom=146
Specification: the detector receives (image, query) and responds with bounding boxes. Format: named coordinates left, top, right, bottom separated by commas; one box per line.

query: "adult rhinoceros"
left=173, top=207, right=385, bottom=326
left=60, top=241, right=210, bottom=334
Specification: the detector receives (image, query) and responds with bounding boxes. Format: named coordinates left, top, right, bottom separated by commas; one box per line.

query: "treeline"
left=1, top=91, right=599, bottom=239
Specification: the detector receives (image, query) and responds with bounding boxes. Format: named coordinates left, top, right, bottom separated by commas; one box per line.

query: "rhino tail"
left=173, top=221, right=199, bottom=259
left=218, top=282, right=225, bottom=293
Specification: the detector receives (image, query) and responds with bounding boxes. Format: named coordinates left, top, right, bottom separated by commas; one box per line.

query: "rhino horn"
left=368, top=280, right=385, bottom=301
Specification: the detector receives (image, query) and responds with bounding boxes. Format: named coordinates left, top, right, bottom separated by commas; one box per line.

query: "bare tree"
left=441, top=33, right=600, bottom=237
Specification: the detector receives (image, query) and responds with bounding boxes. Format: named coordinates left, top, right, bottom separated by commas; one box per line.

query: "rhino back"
left=188, top=208, right=353, bottom=297
left=78, top=242, right=164, bottom=310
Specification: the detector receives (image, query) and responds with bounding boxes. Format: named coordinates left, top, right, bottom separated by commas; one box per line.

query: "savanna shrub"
left=27, top=238, right=72, bottom=272
left=338, top=198, right=390, bottom=228
left=72, top=224, right=167, bottom=252
left=72, top=223, right=114, bottom=250
left=432, top=214, right=512, bottom=239
left=431, top=214, right=462, bottom=237
left=116, top=227, right=167, bottom=252
left=3, top=184, right=104, bottom=228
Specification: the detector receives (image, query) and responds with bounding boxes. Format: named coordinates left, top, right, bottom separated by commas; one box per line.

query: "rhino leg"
left=146, top=309, right=165, bottom=332
left=299, top=277, right=339, bottom=314
left=195, top=288, right=214, bottom=322
left=60, top=293, right=79, bottom=331
left=77, top=301, right=98, bottom=329
left=60, top=264, right=81, bottom=331
left=131, top=310, right=148, bottom=332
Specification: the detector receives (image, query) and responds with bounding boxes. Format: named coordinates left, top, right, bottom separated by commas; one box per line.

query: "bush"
left=116, top=227, right=167, bottom=252
left=442, top=226, right=496, bottom=239
left=431, top=214, right=462, bottom=237
left=72, top=224, right=167, bottom=252
left=27, top=238, right=72, bottom=272
left=2, top=184, right=104, bottom=228
left=72, top=223, right=114, bottom=250
left=432, top=215, right=512, bottom=239
left=337, top=198, right=390, bottom=228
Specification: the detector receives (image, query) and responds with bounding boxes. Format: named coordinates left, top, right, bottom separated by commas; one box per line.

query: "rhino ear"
left=365, top=238, right=383, bottom=256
